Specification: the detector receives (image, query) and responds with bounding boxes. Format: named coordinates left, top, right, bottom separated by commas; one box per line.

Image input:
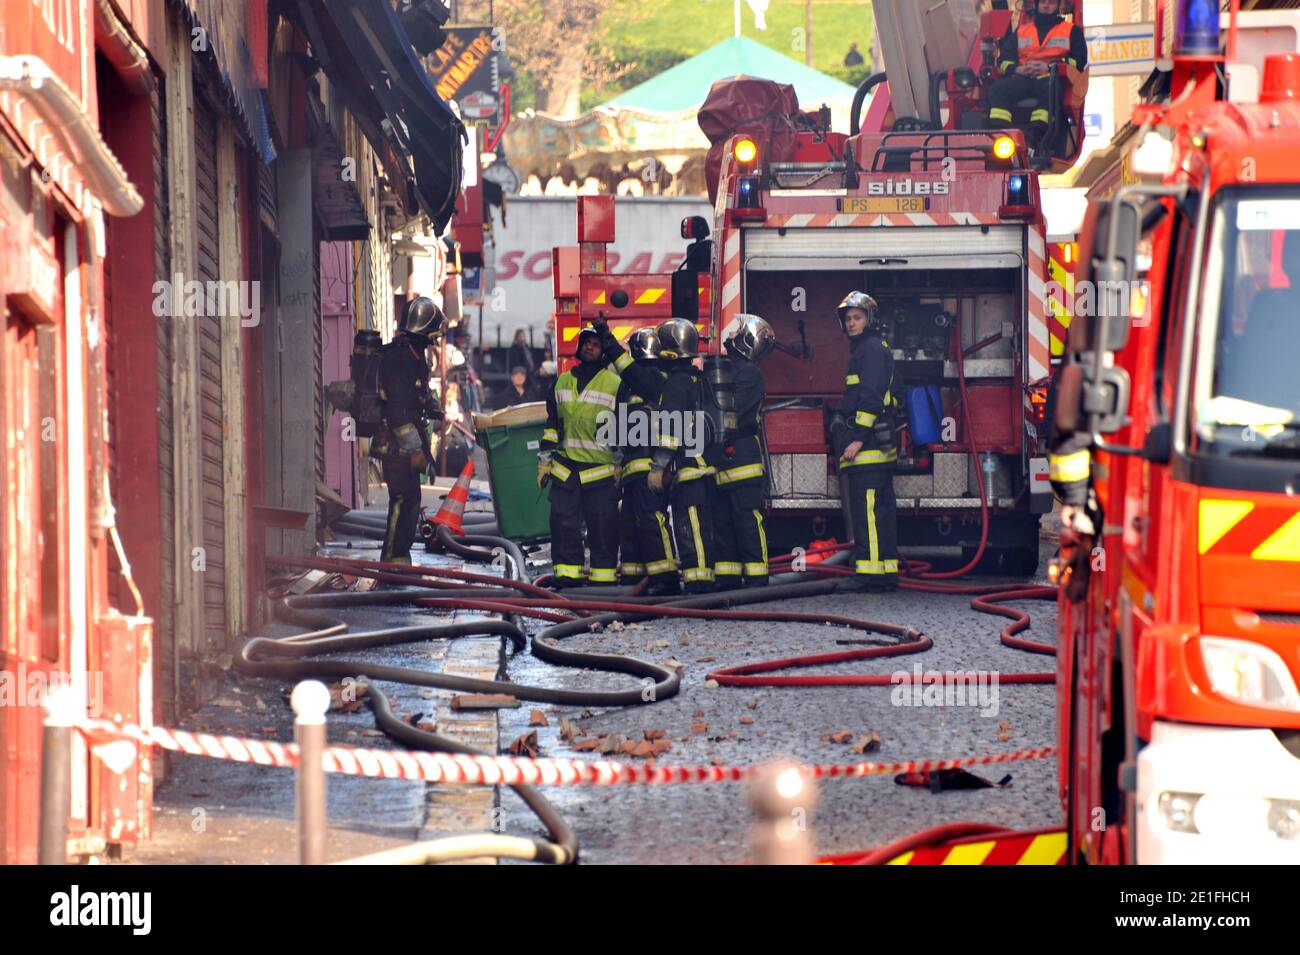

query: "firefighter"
left=649, top=318, right=716, bottom=594
left=710, top=315, right=776, bottom=589
left=377, top=297, right=445, bottom=564
left=538, top=321, right=622, bottom=588
left=605, top=326, right=680, bottom=595
left=830, top=292, right=900, bottom=591
left=1046, top=372, right=1095, bottom=603
left=986, top=0, right=1087, bottom=151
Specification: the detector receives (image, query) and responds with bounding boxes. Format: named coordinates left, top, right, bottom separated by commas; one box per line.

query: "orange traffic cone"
left=431, top=459, right=475, bottom=535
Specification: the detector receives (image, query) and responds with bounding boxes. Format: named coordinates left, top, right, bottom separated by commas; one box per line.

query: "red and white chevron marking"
left=764, top=212, right=1003, bottom=228
left=719, top=227, right=742, bottom=331
left=1025, top=226, right=1051, bottom=382
left=75, top=718, right=1053, bottom=786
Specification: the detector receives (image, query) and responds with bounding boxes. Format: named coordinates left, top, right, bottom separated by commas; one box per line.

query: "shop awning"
left=297, top=0, right=465, bottom=232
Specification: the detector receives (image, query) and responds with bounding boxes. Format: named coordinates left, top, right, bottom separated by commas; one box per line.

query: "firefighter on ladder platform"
left=539, top=321, right=622, bottom=588
left=830, top=292, right=900, bottom=591
left=649, top=318, right=716, bottom=594
left=611, top=326, right=680, bottom=595
left=986, top=0, right=1087, bottom=152
left=711, top=315, right=776, bottom=589
left=377, top=297, right=445, bottom=564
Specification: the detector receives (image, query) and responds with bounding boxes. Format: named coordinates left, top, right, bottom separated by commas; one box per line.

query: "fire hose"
left=242, top=536, right=920, bottom=864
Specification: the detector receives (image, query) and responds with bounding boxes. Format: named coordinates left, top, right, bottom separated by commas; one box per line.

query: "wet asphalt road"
left=498, top=543, right=1060, bottom=865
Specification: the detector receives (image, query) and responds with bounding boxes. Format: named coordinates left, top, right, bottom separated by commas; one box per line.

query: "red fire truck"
left=1058, top=0, right=1300, bottom=863
left=549, top=0, right=1098, bottom=571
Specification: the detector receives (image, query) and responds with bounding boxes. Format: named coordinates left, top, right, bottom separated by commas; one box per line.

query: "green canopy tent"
left=603, top=35, right=857, bottom=116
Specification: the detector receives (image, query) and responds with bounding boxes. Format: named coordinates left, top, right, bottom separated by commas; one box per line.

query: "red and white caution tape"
left=75, top=718, right=1054, bottom=787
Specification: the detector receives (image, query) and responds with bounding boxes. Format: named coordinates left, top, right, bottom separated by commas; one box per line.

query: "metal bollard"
left=291, top=680, right=330, bottom=865
left=40, top=685, right=79, bottom=865
left=747, top=760, right=818, bottom=865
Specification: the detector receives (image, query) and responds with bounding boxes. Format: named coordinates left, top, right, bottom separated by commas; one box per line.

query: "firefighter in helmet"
left=649, top=318, right=716, bottom=594
left=377, top=297, right=445, bottom=564
left=608, top=326, right=679, bottom=595
left=710, top=315, right=776, bottom=589
left=830, top=291, right=900, bottom=591
left=538, top=320, right=622, bottom=588
left=986, top=0, right=1087, bottom=152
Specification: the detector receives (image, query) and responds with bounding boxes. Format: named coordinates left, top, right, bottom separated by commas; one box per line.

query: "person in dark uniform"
left=538, top=322, right=623, bottom=588
left=1045, top=356, right=1095, bottom=603
left=830, top=291, right=899, bottom=591
left=986, top=0, right=1087, bottom=151
left=377, top=297, right=444, bottom=564
left=710, top=315, right=776, bottom=589
left=649, top=319, right=715, bottom=594
left=602, top=326, right=679, bottom=595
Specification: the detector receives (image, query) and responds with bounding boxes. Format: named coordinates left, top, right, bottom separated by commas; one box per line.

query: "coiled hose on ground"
left=241, top=518, right=1055, bottom=863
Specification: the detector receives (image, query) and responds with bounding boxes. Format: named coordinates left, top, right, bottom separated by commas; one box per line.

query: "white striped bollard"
left=291, top=680, right=331, bottom=865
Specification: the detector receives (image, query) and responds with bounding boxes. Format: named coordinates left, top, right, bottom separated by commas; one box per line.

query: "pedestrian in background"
left=537, top=359, right=557, bottom=393
left=503, top=366, right=540, bottom=406
left=509, top=329, right=536, bottom=383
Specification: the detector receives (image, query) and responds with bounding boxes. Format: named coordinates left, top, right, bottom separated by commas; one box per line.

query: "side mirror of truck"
left=1084, top=365, right=1132, bottom=435
left=681, top=216, right=710, bottom=241
left=1090, top=198, right=1141, bottom=354
left=1142, top=421, right=1172, bottom=464
left=1054, top=360, right=1130, bottom=436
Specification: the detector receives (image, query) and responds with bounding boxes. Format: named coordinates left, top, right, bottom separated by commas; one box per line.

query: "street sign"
left=1084, top=22, right=1156, bottom=76
left=428, top=26, right=499, bottom=103
left=461, top=89, right=499, bottom=120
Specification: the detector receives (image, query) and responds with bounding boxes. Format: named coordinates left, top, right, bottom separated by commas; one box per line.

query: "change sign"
left=1085, top=22, right=1156, bottom=77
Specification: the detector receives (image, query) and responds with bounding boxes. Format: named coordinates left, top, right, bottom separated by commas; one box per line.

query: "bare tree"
left=496, top=0, right=634, bottom=116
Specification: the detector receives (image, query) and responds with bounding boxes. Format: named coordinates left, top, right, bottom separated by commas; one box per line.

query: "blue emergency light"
left=1007, top=173, right=1030, bottom=207
left=1176, top=0, right=1220, bottom=56
left=737, top=176, right=761, bottom=208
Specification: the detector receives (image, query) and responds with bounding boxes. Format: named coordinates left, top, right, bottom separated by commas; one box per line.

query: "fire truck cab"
left=1060, top=1, right=1300, bottom=864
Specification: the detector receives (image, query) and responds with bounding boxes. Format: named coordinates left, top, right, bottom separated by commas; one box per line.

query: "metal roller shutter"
left=193, top=87, right=227, bottom=660
left=742, top=225, right=1025, bottom=266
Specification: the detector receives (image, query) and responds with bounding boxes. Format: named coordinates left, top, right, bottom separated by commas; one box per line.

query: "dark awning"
left=296, top=0, right=465, bottom=232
